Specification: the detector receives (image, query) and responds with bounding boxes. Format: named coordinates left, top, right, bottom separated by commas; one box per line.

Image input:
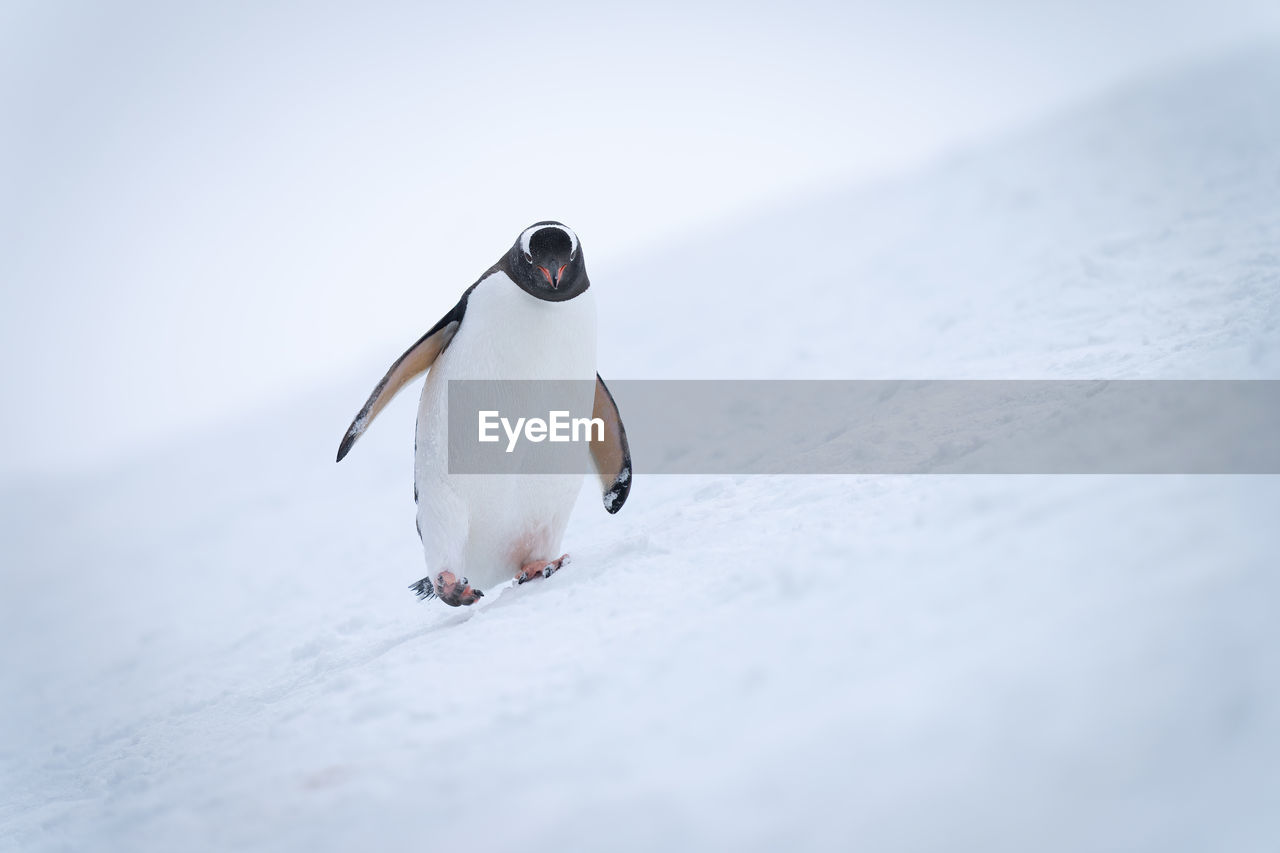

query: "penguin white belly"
left=413, top=272, right=597, bottom=590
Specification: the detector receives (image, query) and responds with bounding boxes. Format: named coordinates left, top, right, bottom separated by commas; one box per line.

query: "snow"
left=4, top=48, right=1280, bottom=852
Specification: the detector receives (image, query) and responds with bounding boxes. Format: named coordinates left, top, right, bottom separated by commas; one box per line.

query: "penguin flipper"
left=590, top=374, right=631, bottom=513
left=335, top=304, right=464, bottom=462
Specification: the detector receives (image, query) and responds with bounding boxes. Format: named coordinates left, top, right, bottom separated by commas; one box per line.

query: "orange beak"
left=537, top=265, right=569, bottom=289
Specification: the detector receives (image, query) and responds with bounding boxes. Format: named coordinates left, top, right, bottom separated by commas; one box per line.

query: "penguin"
left=336, top=222, right=631, bottom=606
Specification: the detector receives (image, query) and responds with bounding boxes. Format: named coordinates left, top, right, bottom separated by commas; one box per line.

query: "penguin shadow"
left=398, top=578, right=526, bottom=633
left=391, top=548, right=625, bottom=638
left=275, top=607, right=480, bottom=695
left=366, top=601, right=484, bottom=658
left=474, top=578, right=546, bottom=612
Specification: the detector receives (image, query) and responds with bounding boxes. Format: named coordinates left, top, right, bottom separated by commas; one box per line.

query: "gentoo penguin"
left=336, top=222, right=631, bottom=606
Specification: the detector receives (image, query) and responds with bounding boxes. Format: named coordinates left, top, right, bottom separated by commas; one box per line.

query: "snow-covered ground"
left=4, top=48, right=1280, bottom=852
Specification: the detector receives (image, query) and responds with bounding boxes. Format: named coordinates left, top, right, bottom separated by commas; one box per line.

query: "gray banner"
left=447, top=380, right=1280, bottom=474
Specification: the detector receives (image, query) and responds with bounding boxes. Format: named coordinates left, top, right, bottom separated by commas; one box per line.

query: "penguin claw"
left=516, top=553, right=570, bottom=585
left=417, top=571, right=481, bottom=604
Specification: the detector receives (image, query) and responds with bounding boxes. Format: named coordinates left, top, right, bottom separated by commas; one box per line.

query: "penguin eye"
left=523, top=251, right=533, bottom=263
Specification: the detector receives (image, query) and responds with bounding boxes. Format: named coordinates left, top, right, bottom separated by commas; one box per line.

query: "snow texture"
left=3, top=49, right=1280, bottom=852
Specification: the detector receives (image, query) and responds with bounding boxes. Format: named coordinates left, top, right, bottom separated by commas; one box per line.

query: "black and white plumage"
left=336, top=222, right=631, bottom=605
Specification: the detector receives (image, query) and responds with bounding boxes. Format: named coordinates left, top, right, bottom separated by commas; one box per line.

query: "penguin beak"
left=538, top=264, right=568, bottom=289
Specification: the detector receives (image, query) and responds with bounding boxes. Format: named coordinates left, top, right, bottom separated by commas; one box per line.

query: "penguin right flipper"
left=590, top=375, right=631, bottom=513
left=335, top=294, right=468, bottom=462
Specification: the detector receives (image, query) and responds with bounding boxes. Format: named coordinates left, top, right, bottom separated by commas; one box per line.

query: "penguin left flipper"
left=590, top=375, right=631, bottom=513
left=335, top=294, right=469, bottom=462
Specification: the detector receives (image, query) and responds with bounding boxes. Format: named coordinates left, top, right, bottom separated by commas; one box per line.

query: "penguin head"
left=507, top=221, right=589, bottom=301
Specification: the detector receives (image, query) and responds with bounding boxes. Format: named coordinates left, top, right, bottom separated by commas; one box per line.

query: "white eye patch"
left=518, top=223, right=579, bottom=260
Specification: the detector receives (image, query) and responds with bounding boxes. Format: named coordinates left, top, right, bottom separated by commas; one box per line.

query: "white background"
left=4, top=0, right=1280, bottom=472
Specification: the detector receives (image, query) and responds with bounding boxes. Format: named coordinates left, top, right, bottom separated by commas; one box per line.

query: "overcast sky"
left=3, top=0, right=1280, bottom=475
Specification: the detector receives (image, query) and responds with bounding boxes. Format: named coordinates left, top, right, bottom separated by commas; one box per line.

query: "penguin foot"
left=516, top=553, right=570, bottom=585
left=419, top=571, right=484, bottom=606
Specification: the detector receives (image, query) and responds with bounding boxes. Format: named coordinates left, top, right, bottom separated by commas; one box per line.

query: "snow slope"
left=4, top=48, right=1280, bottom=852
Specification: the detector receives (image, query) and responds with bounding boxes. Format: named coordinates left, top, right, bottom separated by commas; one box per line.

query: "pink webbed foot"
left=409, top=571, right=484, bottom=606
left=515, top=553, right=570, bottom=585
